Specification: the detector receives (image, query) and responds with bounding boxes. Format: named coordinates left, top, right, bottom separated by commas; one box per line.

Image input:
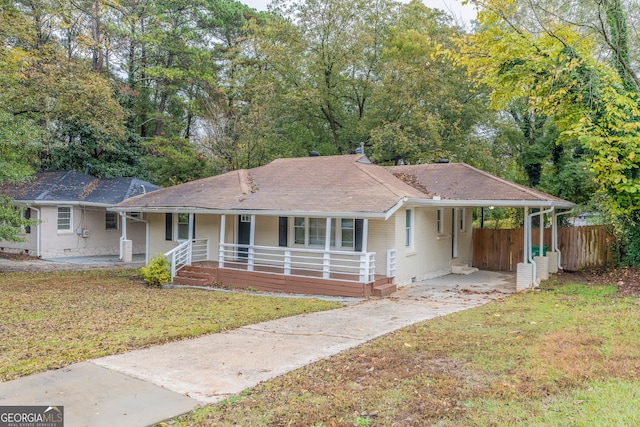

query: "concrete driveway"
left=0, top=270, right=515, bottom=427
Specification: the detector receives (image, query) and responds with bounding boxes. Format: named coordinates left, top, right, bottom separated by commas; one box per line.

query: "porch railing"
left=164, top=238, right=209, bottom=280
left=219, top=243, right=376, bottom=283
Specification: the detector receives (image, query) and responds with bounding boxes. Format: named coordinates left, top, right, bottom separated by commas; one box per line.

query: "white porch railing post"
left=171, top=251, right=176, bottom=280
left=248, top=214, right=256, bottom=271
left=387, top=249, right=396, bottom=278
left=219, top=214, right=226, bottom=268
left=284, top=249, right=291, bottom=275
left=323, top=217, right=332, bottom=279
left=359, top=252, right=366, bottom=283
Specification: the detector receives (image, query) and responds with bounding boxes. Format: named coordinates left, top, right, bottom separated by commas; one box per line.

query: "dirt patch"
left=0, top=251, right=38, bottom=261
left=553, top=267, right=640, bottom=296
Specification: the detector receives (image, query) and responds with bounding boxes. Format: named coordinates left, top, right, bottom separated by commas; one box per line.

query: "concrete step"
left=373, top=282, right=397, bottom=297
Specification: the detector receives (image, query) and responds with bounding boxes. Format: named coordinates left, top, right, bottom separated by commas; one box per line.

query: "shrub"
left=138, top=254, right=171, bottom=287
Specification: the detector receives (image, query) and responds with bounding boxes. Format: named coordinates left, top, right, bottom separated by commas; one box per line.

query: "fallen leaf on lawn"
left=404, top=343, right=412, bottom=347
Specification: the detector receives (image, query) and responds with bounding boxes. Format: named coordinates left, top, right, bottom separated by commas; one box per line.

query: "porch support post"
left=323, top=217, right=331, bottom=279
left=362, top=218, right=368, bottom=252
left=248, top=215, right=256, bottom=271
left=219, top=214, right=226, bottom=267
left=187, top=213, right=194, bottom=264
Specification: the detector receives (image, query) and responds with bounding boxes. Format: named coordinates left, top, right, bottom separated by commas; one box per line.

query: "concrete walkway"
left=0, top=271, right=515, bottom=427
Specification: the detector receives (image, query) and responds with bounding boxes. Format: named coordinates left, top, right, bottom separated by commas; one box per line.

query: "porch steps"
left=173, top=265, right=217, bottom=287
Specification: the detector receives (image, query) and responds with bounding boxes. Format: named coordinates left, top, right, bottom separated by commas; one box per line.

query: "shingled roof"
left=389, top=163, right=573, bottom=207
left=116, top=155, right=427, bottom=217
left=0, top=171, right=161, bottom=205
left=115, top=155, right=574, bottom=215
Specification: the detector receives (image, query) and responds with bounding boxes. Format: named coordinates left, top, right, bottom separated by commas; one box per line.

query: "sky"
left=241, top=0, right=478, bottom=24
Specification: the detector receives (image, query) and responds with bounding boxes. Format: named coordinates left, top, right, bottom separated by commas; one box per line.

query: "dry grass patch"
left=167, top=272, right=640, bottom=427
left=0, top=269, right=341, bottom=381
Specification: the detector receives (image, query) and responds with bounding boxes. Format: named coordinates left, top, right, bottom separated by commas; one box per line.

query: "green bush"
left=138, top=254, right=171, bottom=287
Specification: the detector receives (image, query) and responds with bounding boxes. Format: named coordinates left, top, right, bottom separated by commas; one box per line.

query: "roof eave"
left=406, top=198, right=576, bottom=209
left=111, top=206, right=389, bottom=219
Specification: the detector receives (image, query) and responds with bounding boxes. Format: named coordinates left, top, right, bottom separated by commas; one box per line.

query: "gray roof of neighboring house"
left=0, top=171, right=161, bottom=206
left=115, top=155, right=574, bottom=215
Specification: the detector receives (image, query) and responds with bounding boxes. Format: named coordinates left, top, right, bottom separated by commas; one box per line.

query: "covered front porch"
left=159, top=213, right=398, bottom=298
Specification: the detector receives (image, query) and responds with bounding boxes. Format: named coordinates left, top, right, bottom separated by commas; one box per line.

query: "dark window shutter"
left=354, top=219, right=363, bottom=252
left=24, top=208, right=31, bottom=234
left=279, top=217, right=288, bottom=247
left=191, top=215, right=196, bottom=239
left=165, top=213, right=173, bottom=240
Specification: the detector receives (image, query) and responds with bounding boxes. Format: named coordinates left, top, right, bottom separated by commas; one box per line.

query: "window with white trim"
left=177, top=213, right=189, bottom=240
left=292, top=217, right=347, bottom=248
left=405, top=208, right=413, bottom=247
left=57, top=206, right=72, bottom=231
left=105, top=211, right=118, bottom=230
left=436, top=208, right=444, bottom=235
left=341, top=219, right=354, bottom=248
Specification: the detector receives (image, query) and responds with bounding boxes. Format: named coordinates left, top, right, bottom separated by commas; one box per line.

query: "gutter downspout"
left=554, top=208, right=575, bottom=270
left=529, top=206, right=555, bottom=285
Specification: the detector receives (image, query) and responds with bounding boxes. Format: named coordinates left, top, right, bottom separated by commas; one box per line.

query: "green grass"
left=0, top=269, right=341, bottom=381
left=166, top=277, right=640, bottom=427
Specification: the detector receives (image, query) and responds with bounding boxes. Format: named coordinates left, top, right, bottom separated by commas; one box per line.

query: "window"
left=129, top=212, right=143, bottom=220
left=294, top=217, right=305, bottom=244
left=341, top=219, right=354, bottom=248
left=177, top=213, right=189, bottom=240
left=293, top=217, right=339, bottom=248
left=57, top=206, right=71, bottom=231
left=436, top=208, right=443, bottom=235
left=240, top=215, right=251, bottom=223
left=458, top=208, right=466, bottom=232
left=308, top=218, right=326, bottom=246
left=405, top=209, right=413, bottom=247
left=106, top=212, right=118, bottom=230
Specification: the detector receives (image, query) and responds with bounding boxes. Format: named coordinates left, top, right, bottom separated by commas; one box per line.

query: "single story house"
left=0, top=170, right=160, bottom=259
left=113, top=154, right=575, bottom=296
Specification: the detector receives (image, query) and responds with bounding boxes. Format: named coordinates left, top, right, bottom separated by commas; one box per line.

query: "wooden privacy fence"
left=472, top=225, right=616, bottom=272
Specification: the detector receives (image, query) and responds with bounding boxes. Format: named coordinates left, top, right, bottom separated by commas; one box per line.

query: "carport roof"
left=390, top=163, right=575, bottom=208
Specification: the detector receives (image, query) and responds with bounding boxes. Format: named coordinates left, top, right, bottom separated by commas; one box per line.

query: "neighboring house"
left=114, top=154, right=575, bottom=296
left=0, top=171, right=160, bottom=259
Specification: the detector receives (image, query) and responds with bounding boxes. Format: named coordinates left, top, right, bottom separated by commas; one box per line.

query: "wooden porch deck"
left=173, top=261, right=395, bottom=298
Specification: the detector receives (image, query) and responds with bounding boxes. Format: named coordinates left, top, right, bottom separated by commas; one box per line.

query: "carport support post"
left=119, top=212, right=133, bottom=263
left=516, top=206, right=534, bottom=291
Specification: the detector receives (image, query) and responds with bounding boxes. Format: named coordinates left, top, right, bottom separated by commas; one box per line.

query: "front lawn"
left=168, top=272, right=640, bottom=426
left=0, top=270, right=341, bottom=381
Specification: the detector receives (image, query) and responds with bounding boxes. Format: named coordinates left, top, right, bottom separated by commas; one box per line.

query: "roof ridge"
left=354, top=160, right=410, bottom=198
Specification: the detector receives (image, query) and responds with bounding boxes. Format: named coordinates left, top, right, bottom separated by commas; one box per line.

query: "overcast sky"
left=241, top=0, right=478, bottom=24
